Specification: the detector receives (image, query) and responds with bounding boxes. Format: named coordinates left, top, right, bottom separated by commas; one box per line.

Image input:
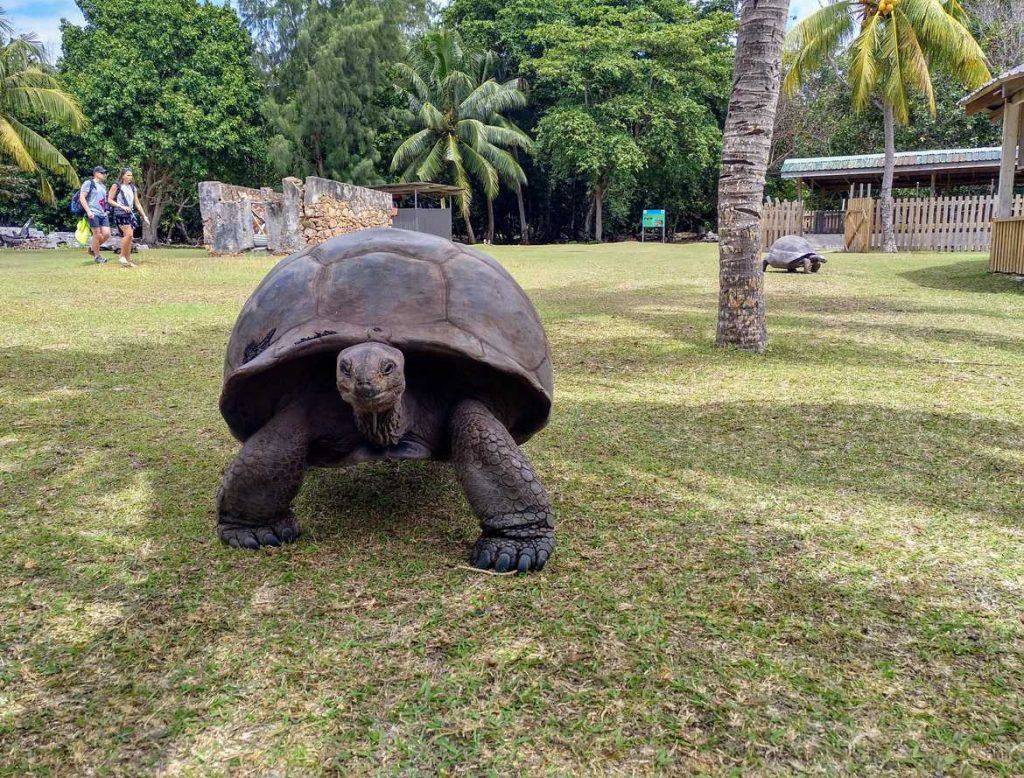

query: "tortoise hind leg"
left=217, top=404, right=309, bottom=549
left=449, top=399, right=555, bottom=573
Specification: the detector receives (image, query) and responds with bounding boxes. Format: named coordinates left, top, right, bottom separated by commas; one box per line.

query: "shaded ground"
left=1, top=244, right=1022, bottom=774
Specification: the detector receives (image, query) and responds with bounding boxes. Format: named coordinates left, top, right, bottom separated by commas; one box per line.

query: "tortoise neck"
left=354, top=398, right=406, bottom=447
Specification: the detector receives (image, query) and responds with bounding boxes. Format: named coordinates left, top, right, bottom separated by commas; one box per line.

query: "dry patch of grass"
left=1, top=244, right=1022, bottom=774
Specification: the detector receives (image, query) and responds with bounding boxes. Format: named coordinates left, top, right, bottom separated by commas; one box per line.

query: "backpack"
left=70, top=180, right=96, bottom=215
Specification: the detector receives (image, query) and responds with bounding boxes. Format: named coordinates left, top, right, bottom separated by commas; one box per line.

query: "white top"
left=116, top=182, right=136, bottom=210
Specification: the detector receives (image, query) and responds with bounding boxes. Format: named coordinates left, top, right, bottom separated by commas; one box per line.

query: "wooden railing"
left=761, top=194, right=1024, bottom=253
left=868, top=194, right=1024, bottom=252
left=990, top=216, right=1024, bottom=274
left=760, top=198, right=803, bottom=250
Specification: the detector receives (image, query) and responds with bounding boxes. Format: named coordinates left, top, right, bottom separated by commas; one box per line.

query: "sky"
left=6, top=0, right=824, bottom=59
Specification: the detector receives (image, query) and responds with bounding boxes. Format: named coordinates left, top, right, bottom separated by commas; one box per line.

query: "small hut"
left=964, top=65, right=1024, bottom=273
left=371, top=182, right=463, bottom=241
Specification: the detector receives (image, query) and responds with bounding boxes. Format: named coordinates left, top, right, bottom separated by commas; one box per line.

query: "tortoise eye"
left=381, top=361, right=395, bottom=375
left=339, top=360, right=351, bottom=375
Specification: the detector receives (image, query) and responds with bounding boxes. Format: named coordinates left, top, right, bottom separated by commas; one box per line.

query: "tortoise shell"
left=220, top=228, right=553, bottom=444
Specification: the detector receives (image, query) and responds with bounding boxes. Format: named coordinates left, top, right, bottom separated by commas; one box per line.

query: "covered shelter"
left=780, top=147, right=1018, bottom=197
left=372, top=182, right=463, bottom=241
left=963, top=64, right=1024, bottom=273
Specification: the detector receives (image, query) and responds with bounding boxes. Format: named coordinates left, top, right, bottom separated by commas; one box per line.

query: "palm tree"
left=0, top=21, right=85, bottom=203
left=784, top=0, right=990, bottom=252
left=391, top=29, right=531, bottom=244
left=716, top=0, right=791, bottom=353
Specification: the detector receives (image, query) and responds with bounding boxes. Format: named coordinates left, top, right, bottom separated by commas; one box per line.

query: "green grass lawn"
left=2, top=242, right=1023, bottom=774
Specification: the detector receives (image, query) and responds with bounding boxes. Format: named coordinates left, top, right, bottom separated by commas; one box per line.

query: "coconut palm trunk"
left=486, top=196, right=495, bottom=243
left=716, top=0, right=790, bottom=353
left=880, top=99, right=897, bottom=253
left=459, top=196, right=477, bottom=244
left=516, top=183, right=529, bottom=244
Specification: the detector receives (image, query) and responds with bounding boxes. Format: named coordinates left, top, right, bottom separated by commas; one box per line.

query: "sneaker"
left=93, top=254, right=107, bottom=264
left=119, top=256, right=135, bottom=268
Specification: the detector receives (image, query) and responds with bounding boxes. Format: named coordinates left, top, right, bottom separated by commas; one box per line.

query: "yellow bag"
left=75, top=217, right=91, bottom=246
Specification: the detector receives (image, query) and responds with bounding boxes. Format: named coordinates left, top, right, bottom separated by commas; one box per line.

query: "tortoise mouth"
left=343, top=385, right=402, bottom=413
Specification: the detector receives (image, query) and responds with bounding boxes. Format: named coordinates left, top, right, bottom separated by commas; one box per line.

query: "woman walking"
left=108, top=168, right=150, bottom=268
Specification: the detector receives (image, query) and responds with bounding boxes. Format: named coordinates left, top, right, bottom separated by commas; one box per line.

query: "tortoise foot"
left=219, top=514, right=300, bottom=550
left=470, top=530, right=554, bottom=573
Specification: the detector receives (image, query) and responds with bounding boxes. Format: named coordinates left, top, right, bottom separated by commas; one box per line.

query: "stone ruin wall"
left=301, top=177, right=393, bottom=244
left=199, top=176, right=393, bottom=256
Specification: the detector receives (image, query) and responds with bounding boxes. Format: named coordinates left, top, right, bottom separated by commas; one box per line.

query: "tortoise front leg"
left=217, top=403, right=309, bottom=549
left=449, top=399, right=555, bottom=573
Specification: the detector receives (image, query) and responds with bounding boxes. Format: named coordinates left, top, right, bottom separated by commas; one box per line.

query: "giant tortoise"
left=217, top=228, right=555, bottom=573
left=763, top=235, right=827, bottom=273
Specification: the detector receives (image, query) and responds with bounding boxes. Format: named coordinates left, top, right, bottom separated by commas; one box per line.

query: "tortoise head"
left=336, top=342, right=406, bottom=415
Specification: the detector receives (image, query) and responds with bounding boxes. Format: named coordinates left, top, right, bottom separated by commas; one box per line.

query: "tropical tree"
left=784, top=0, right=990, bottom=252
left=716, top=0, right=790, bottom=353
left=0, top=22, right=84, bottom=203
left=240, top=0, right=425, bottom=185
left=391, top=29, right=531, bottom=244
left=61, top=0, right=268, bottom=244
left=445, top=0, right=734, bottom=242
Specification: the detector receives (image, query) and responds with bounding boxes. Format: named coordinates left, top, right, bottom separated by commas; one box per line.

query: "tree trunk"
left=583, top=194, right=594, bottom=240
left=516, top=182, right=529, bottom=245
left=594, top=184, right=604, bottom=243
left=460, top=198, right=477, bottom=245
left=880, top=99, right=898, bottom=253
left=486, top=196, right=495, bottom=244
left=143, top=199, right=164, bottom=244
left=715, top=0, right=789, bottom=354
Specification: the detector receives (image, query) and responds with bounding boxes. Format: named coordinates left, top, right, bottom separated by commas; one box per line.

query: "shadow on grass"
left=899, top=258, right=1024, bottom=294
left=2, top=321, right=1024, bottom=770
left=535, top=283, right=1024, bottom=366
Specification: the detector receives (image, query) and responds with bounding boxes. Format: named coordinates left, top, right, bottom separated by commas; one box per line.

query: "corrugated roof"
left=963, top=63, right=1024, bottom=115
left=781, top=147, right=1001, bottom=177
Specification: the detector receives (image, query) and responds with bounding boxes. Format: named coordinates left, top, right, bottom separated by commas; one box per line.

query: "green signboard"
left=642, top=209, right=665, bottom=228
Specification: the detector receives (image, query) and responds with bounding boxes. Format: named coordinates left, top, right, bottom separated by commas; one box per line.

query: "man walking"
left=79, top=165, right=110, bottom=263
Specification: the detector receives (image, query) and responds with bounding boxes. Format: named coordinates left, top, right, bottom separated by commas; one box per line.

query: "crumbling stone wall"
left=301, top=177, right=393, bottom=245
left=199, top=176, right=392, bottom=255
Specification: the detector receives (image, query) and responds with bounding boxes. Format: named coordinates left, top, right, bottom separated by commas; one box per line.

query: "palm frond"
left=416, top=137, right=448, bottom=183
left=5, top=114, right=77, bottom=186
left=880, top=12, right=911, bottom=124
left=3, top=84, right=85, bottom=130
left=892, top=8, right=934, bottom=115
left=0, top=115, right=35, bottom=171
left=391, top=127, right=434, bottom=172
left=459, top=140, right=498, bottom=199
left=849, top=12, right=882, bottom=111
left=783, top=1, right=855, bottom=94
left=477, top=142, right=526, bottom=186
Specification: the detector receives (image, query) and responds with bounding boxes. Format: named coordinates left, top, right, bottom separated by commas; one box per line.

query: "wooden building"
left=964, top=65, right=1024, bottom=273
left=780, top=146, right=1018, bottom=197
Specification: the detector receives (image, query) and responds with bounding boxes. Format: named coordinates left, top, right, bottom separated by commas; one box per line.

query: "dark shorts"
left=113, top=210, right=137, bottom=229
left=87, top=213, right=110, bottom=229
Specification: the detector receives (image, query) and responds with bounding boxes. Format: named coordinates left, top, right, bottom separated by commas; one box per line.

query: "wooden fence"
left=991, top=216, right=1024, bottom=273
left=760, top=199, right=803, bottom=250
left=867, top=194, right=1024, bottom=252
left=760, top=194, right=1024, bottom=253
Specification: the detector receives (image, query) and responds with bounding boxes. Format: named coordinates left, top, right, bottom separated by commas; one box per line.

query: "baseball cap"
left=93, top=165, right=107, bottom=174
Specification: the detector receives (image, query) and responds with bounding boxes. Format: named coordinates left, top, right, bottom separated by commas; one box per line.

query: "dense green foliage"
left=0, top=18, right=83, bottom=206
left=446, top=0, right=734, bottom=240
left=240, top=0, right=425, bottom=185
left=57, top=0, right=268, bottom=242
left=391, top=29, right=531, bottom=243
left=1, top=0, right=1017, bottom=242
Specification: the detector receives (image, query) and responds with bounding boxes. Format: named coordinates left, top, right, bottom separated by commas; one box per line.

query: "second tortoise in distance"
left=764, top=235, right=828, bottom=273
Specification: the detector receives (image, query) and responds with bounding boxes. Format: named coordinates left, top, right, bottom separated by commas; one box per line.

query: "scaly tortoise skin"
left=217, top=228, right=555, bottom=573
